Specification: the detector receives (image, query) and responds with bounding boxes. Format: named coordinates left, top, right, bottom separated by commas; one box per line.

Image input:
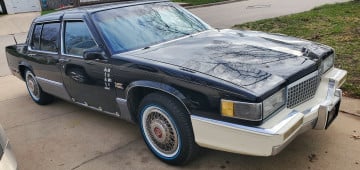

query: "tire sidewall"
left=139, top=104, right=182, bottom=160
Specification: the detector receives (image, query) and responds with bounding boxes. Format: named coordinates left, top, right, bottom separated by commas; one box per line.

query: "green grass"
left=234, top=1, right=360, bottom=98
left=172, top=0, right=228, bottom=5
left=41, top=10, right=56, bottom=15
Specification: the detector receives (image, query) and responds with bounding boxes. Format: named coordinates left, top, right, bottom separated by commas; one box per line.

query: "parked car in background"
left=5, top=0, right=347, bottom=165
left=0, top=124, right=17, bottom=170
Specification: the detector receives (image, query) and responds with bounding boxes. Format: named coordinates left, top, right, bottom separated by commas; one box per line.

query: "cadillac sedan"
left=6, top=0, right=347, bottom=165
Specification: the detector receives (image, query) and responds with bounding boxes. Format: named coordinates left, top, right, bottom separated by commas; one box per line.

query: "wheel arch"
left=18, top=61, right=33, bottom=80
left=125, top=80, right=191, bottom=122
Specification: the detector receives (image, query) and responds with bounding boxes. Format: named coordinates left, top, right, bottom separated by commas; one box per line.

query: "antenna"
left=10, top=34, right=18, bottom=45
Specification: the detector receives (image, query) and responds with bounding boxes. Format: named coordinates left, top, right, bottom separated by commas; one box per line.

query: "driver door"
left=59, top=20, right=117, bottom=113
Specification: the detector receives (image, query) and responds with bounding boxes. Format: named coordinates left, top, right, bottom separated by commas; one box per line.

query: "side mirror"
left=83, top=48, right=106, bottom=60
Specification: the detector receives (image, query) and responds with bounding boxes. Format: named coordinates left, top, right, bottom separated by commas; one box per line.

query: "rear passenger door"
left=28, top=21, right=63, bottom=84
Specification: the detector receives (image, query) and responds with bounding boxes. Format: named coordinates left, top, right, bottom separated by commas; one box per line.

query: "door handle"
left=59, top=58, right=71, bottom=63
left=28, top=53, right=36, bottom=57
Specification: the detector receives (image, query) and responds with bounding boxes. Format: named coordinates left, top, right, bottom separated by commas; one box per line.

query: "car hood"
left=125, top=29, right=333, bottom=95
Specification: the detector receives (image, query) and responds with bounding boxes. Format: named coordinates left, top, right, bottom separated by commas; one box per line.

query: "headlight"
left=321, top=54, right=334, bottom=74
left=263, top=88, right=286, bottom=118
left=221, top=88, right=286, bottom=121
left=221, top=100, right=262, bottom=121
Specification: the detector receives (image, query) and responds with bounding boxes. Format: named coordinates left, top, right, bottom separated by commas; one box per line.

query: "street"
left=190, top=0, right=350, bottom=28
left=0, top=0, right=359, bottom=169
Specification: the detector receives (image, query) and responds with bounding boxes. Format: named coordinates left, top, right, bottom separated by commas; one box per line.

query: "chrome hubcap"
left=142, top=106, right=179, bottom=157
left=26, top=73, right=40, bottom=100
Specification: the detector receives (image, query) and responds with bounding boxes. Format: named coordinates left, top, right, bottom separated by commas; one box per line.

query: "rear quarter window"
left=30, top=24, right=42, bottom=50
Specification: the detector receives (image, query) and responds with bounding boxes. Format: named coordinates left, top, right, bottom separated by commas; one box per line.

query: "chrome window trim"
left=28, top=48, right=58, bottom=55
left=60, top=19, right=99, bottom=58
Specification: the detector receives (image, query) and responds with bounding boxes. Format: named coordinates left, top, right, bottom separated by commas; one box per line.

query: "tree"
left=73, top=0, right=80, bottom=7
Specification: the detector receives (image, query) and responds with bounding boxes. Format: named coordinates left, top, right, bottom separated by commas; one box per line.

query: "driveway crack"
left=4, top=110, right=80, bottom=130
left=340, top=110, right=360, bottom=117
left=71, top=137, right=141, bottom=170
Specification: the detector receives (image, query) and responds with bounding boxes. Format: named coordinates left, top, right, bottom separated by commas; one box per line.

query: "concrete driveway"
left=0, top=12, right=39, bottom=77
left=0, top=1, right=359, bottom=169
left=1, top=75, right=359, bottom=170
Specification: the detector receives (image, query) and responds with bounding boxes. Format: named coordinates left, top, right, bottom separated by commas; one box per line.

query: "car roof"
left=34, top=0, right=169, bottom=23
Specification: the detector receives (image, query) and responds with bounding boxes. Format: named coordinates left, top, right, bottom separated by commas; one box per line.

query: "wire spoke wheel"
left=24, top=69, right=53, bottom=105
left=142, top=106, right=179, bottom=157
left=139, top=92, right=199, bottom=165
left=26, top=71, right=40, bottom=101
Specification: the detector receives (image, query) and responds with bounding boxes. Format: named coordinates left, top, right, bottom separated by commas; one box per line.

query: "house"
left=0, top=0, right=129, bottom=14
left=0, top=0, right=41, bottom=14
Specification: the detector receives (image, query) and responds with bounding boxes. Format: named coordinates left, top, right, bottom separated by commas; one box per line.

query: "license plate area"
left=325, top=100, right=340, bottom=129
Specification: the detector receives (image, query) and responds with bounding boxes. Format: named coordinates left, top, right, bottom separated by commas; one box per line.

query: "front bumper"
left=191, top=68, right=347, bottom=156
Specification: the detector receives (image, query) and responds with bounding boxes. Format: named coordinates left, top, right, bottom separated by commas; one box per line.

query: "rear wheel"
left=138, top=92, right=199, bottom=165
left=25, top=69, right=54, bottom=105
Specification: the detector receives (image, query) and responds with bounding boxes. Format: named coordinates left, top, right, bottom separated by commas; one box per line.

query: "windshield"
left=92, top=2, right=210, bottom=53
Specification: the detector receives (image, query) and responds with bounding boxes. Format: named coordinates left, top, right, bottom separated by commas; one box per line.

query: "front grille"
left=287, top=71, right=320, bottom=108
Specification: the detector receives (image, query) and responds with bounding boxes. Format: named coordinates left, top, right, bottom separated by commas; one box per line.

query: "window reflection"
left=64, top=21, right=97, bottom=56
left=40, top=23, right=60, bottom=52
left=93, top=3, right=209, bottom=53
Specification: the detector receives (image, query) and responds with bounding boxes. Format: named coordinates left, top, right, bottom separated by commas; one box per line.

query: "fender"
left=125, top=80, right=191, bottom=114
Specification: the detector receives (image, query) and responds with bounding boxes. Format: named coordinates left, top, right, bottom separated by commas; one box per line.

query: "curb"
left=179, top=0, right=247, bottom=9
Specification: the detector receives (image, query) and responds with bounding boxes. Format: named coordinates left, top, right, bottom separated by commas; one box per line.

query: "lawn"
left=234, top=1, right=360, bottom=98
left=41, top=10, right=56, bottom=15
left=172, top=0, right=228, bottom=5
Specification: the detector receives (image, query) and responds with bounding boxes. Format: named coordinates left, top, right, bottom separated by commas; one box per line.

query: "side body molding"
left=116, top=98, right=134, bottom=123
left=36, top=77, right=72, bottom=101
left=125, top=80, right=191, bottom=114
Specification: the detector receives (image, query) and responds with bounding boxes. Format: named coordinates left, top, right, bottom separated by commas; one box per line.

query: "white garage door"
left=11, top=0, right=41, bottom=13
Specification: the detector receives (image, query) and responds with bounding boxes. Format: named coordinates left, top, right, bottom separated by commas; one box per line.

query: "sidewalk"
left=341, top=97, right=360, bottom=117
left=190, top=0, right=350, bottom=28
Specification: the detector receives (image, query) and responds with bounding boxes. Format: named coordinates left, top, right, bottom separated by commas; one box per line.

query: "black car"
left=6, top=0, right=347, bottom=165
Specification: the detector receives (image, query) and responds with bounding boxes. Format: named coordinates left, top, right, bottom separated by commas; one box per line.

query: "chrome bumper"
left=191, top=68, right=347, bottom=156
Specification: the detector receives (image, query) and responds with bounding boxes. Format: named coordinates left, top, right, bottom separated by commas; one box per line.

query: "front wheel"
left=25, top=69, right=54, bottom=105
left=138, top=93, right=199, bottom=165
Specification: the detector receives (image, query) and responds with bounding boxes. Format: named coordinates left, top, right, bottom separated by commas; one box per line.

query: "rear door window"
left=40, top=22, right=60, bottom=52
left=30, top=22, right=60, bottom=53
